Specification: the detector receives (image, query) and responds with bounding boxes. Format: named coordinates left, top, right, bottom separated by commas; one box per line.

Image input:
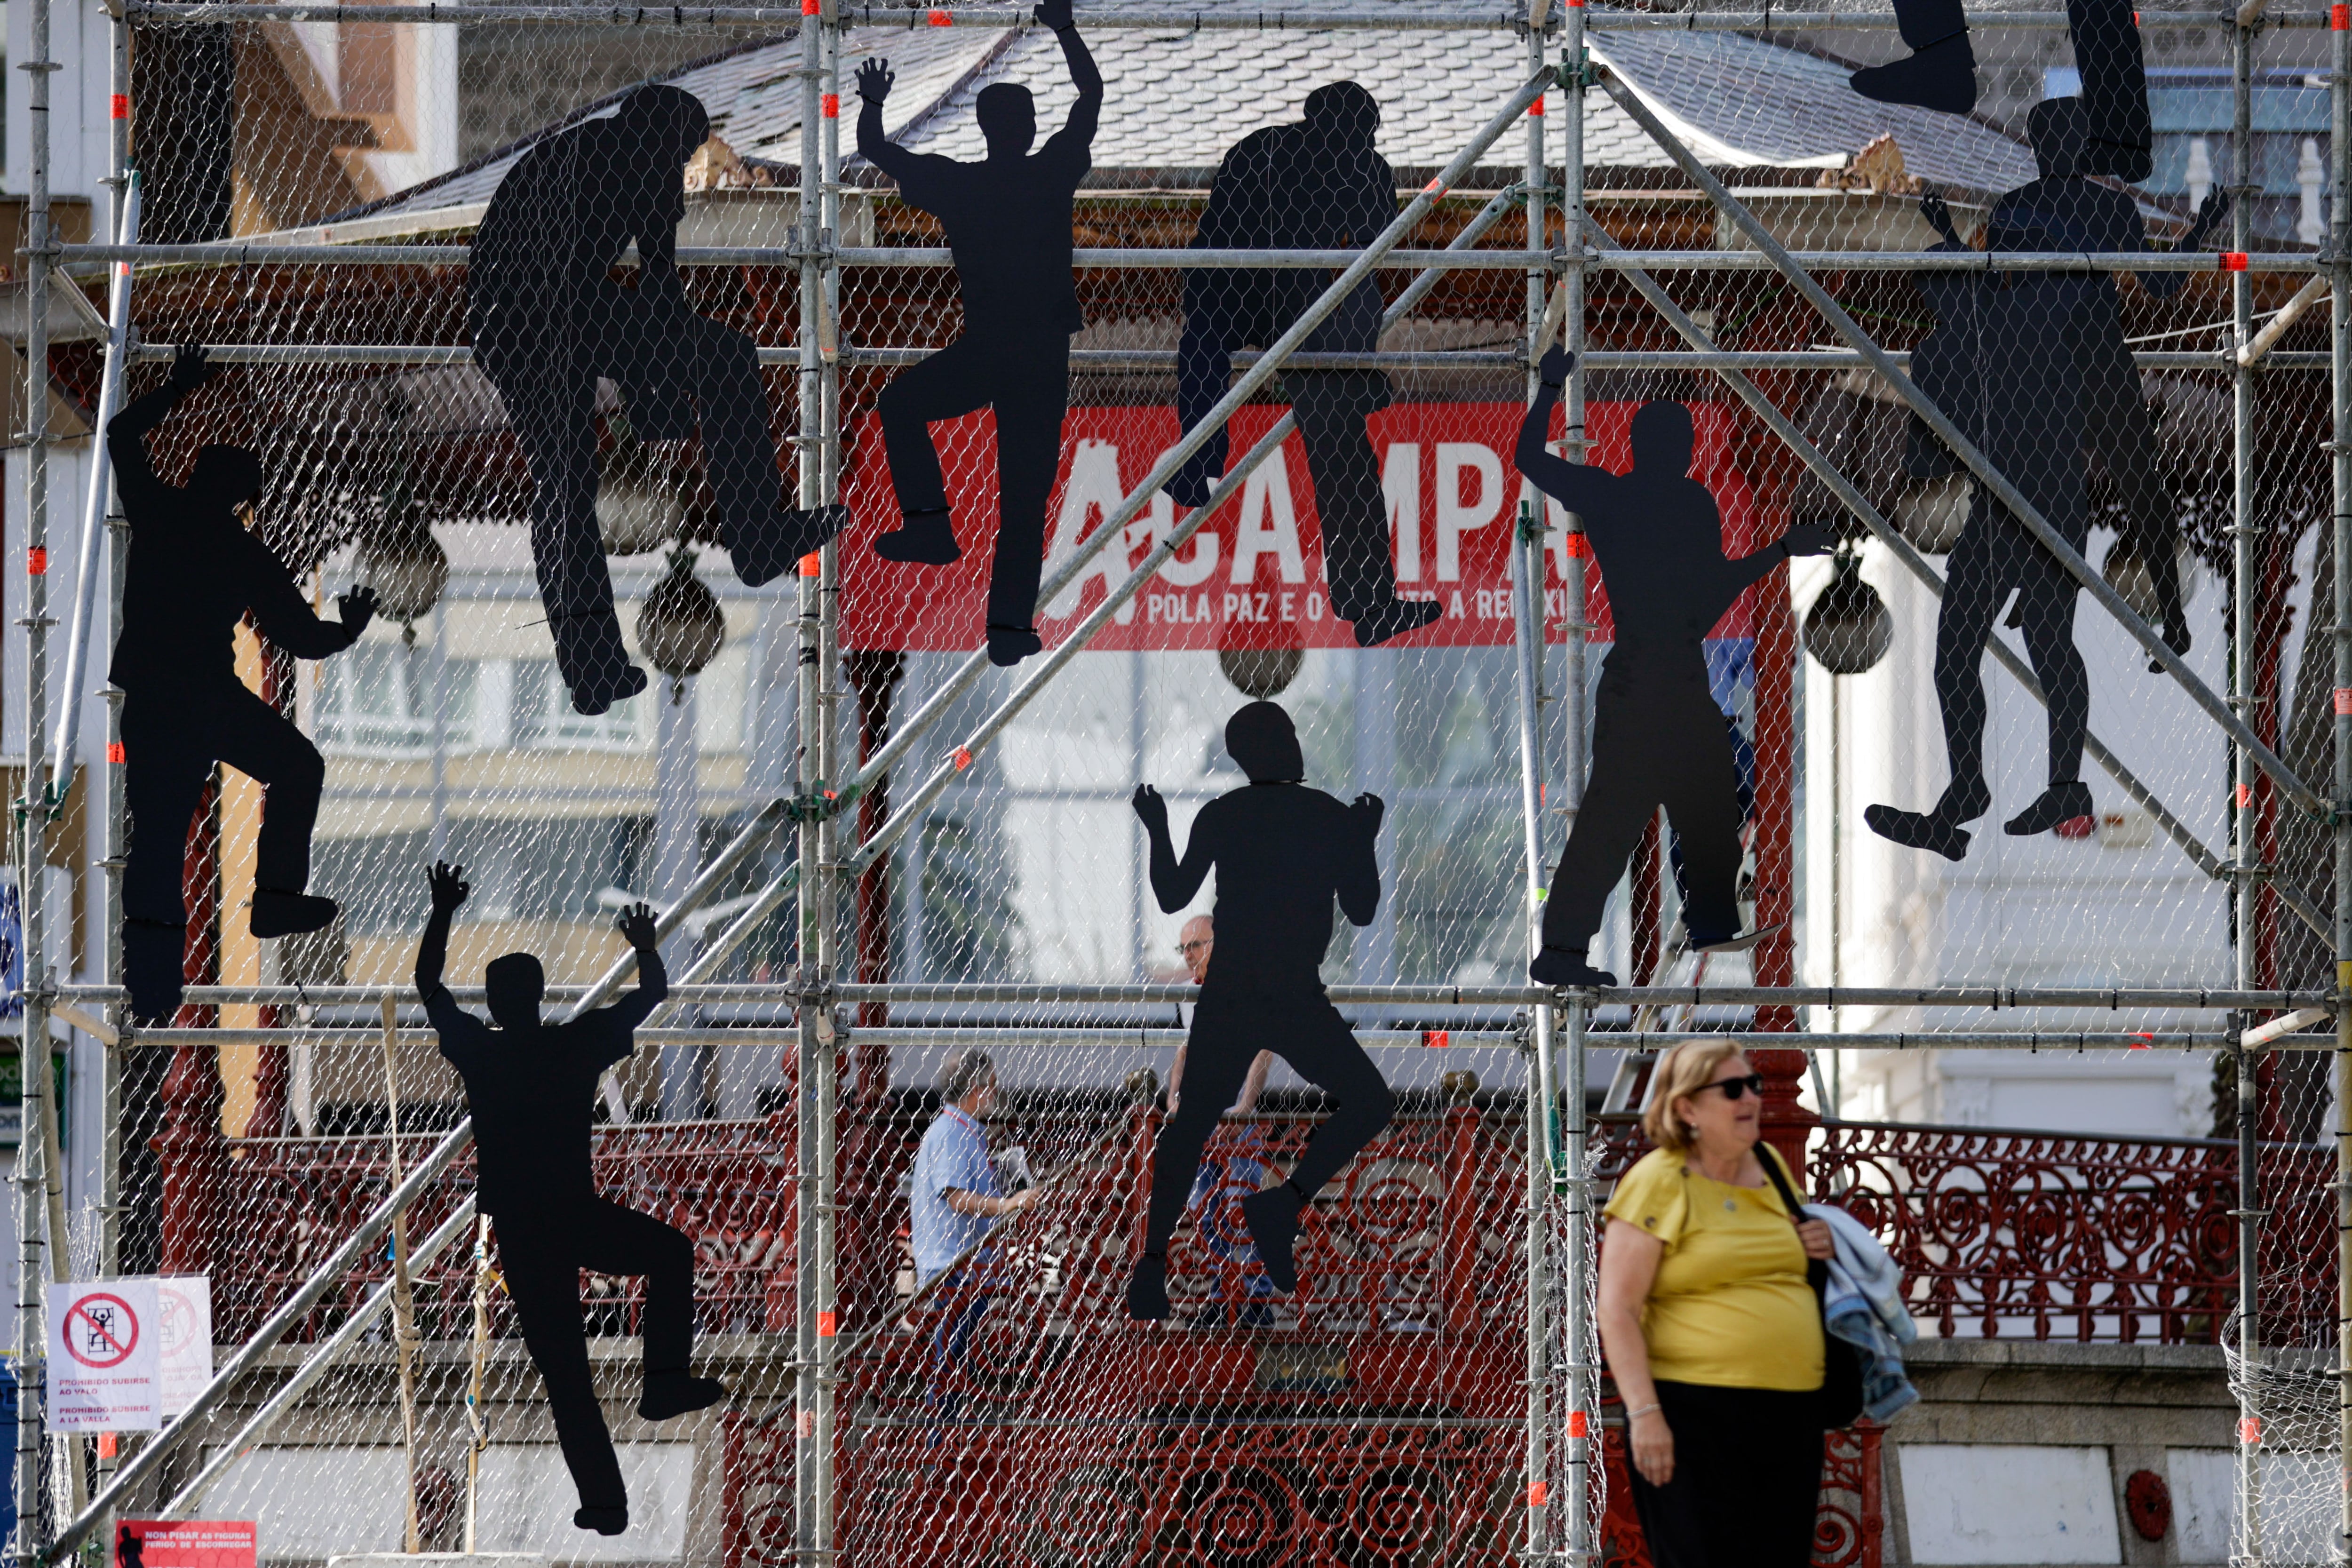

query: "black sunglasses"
left=1696, top=1073, right=1767, bottom=1101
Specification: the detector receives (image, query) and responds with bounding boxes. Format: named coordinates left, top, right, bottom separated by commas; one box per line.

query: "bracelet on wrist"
left=1626, top=1402, right=1662, bottom=1420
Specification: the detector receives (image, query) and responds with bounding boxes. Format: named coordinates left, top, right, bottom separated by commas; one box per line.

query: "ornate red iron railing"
left=192, top=1099, right=2323, bottom=1568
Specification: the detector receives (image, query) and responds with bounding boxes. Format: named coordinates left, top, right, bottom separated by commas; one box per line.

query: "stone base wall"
left=1880, top=1339, right=2243, bottom=1567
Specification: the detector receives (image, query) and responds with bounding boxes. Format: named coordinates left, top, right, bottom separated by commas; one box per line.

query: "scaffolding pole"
left=2330, top=1, right=2352, bottom=1561
left=2233, top=9, right=2269, bottom=1563
left=104, top=3, right=2352, bottom=25
left=1514, top=32, right=1555, bottom=1568
left=16, top=0, right=57, bottom=1548
left=35, top=1025, right=2337, bottom=1050
left=49, top=242, right=2327, bottom=272
left=1558, top=15, right=1591, bottom=1561
left=55, top=981, right=2333, bottom=1009
left=97, top=343, right=2340, bottom=373
left=791, top=0, right=835, bottom=1552
left=94, top=6, right=128, bottom=1532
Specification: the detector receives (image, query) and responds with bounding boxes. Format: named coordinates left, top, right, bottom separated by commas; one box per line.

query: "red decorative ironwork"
left=726, top=1413, right=1529, bottom=1568
left=1812, top=1121, right=2241, bottom=1343
left=1594, top=1113, right=2311, bottom=1347
left=210, top=1111, right=798, bottom=1342
left=204, top=1095, right=2350, bottom=1568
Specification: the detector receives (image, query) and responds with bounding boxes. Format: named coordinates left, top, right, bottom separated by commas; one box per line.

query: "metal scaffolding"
left=5, top=2, right=2349, bottom=1565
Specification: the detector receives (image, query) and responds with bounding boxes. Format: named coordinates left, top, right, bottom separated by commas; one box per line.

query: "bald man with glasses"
left=1162, top=914, right=1277, bottom=1327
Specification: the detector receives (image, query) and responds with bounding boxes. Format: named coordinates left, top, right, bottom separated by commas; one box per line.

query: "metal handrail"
left=41, top=1122, right=477, bottom=1565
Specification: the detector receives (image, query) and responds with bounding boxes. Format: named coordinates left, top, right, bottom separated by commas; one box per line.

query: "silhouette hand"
left=1350, top=792, right=1385, bottom=836
left=1920, top=189, right=1961, bottom=246
left=1033, top=0, right=1074, bottom=28
left=1780, top=522, right=1836, bottom=559
left=617, top=901, right=660, bottom=952
left=1130, top=783, right=1168, bottom=836
left=169, top=344, right=215, bottom=394
left=338, top=584, right=380, bottom=634
left=428, top=860, right=470, bottom=913
left=1538, top=345, right=1575, bottom=390
left=855, top=57, right=894, bottom=104
left=2190, top=188, right=2231, bottom=244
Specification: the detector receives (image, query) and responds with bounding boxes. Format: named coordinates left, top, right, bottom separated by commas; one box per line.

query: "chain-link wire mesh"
left=3, top=1, right=2341, bottom=1565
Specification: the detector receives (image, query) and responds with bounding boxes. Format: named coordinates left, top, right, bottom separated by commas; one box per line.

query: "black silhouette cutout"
left=469, top=84, right=844, bottom=717
left=111, top=345, right=378, bottom=1026
left=1125, top=701, right=1394, bottom=1318
left=1849, top=0, right=1978, bottom=115
left=1870, top=0, right=2221, bottom=861
left=856, top=0, right=1101, bottom=669
left=1164, top=84, right=1442, bottom=648
left=1514, top=350, right=1832, bottom=988
left=418, top=862, right=725, bottom=1536
left=115, top=1524, right=144, bottom=1568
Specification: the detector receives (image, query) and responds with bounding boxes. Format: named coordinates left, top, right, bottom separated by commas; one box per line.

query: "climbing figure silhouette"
left=1849, top=0, right=1978, bottom=114
left=111, top=344, right=378, bottom=1025
left=1126, top=701, right=1394, bottom=1319
left=1515, top=349, right=1833, bottom=989
left=469, top=84, right=845, bottom=717
left=1165, top=83, right=1441, bottom=648
left=417, top=861, right=726, bottom=1536
left=856, top=0, right=1101, bottom=667
left=1869, top=0, right=2220, bottom=861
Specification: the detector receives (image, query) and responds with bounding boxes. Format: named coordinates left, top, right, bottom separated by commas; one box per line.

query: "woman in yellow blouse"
left=1598, top=1038, right=1834, bottom=1567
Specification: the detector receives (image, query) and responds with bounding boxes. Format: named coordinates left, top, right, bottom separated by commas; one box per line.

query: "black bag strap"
left=1754, top=1143, right=1830, bottom=1294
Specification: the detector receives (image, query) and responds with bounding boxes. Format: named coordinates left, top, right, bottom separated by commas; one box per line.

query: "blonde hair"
left=1642, top=1039, right=1748, bottom=1154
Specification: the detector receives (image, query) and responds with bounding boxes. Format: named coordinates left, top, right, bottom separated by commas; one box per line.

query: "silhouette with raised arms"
left=856, top=0, right=1102, bottom=668
left=1164, top=83, right=1442, bottom=648
left=111, top=344, right=378, bottom=1025
left=1515, top=349, right=1833, bottom=989
left=1870, top=0, right=2222, bottom=862
left=417, top=861, right=726, bottom=1537
left=1125, top=700, right=1395, bottom=1319
left=1849, top=0, right=1978, bottom=115
left=468, top=84, right=845, bottom=718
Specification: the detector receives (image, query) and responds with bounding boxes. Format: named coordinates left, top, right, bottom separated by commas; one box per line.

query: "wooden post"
left=842, top=650, right=903, bottom=1330
left=381, top=996, right=422, bottom=1553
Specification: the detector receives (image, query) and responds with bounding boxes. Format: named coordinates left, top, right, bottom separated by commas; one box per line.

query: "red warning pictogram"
left=64, top=1293, right=139, bottom=1368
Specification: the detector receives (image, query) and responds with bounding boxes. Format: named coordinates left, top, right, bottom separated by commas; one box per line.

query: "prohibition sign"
left=64, top=1293, right=138, bottom=1369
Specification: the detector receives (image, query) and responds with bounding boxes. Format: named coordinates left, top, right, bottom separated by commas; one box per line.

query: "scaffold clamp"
left=1557, top=47, right=1598, bottom=91
left=783, top=781, right=850, bottom=824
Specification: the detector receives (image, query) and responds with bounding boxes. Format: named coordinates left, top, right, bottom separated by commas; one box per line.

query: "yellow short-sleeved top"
left=1603, top=1144, right=1825, bottom=1392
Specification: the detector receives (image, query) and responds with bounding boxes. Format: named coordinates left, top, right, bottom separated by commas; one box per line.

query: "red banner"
left=840, top=401, right=1761, bottom=652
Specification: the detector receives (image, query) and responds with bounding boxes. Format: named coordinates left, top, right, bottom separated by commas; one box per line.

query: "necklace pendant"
left=1724, top=1198, right=1737, bottom=1211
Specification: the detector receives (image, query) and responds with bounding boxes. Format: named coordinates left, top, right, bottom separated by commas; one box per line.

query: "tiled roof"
left=353, top=4, right=2036, bottom=219
left=1594, top=27, right=2036, bottom=191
